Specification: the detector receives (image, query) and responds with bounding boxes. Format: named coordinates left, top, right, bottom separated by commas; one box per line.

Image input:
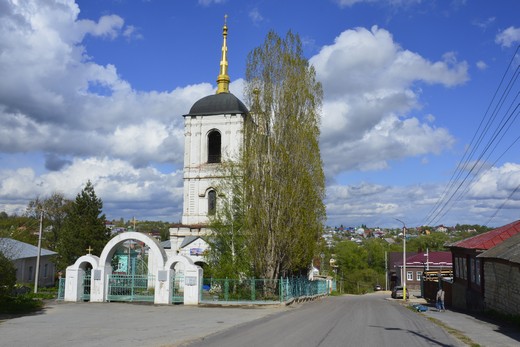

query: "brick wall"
left=483, top=260, right=520, bottom=316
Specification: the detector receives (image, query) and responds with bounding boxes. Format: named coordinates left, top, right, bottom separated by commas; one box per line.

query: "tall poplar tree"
left=242, top=30, right=326, bottom=280
left=56, top=181, right=110, bottom=270
left=26, top=193, right=71, bottom=251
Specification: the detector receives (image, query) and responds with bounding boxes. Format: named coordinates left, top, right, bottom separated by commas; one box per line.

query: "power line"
left=422, top=45, right=520, bottom=226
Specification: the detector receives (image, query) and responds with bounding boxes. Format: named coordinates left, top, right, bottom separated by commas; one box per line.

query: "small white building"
left=0, top=238, right=57, bottom=287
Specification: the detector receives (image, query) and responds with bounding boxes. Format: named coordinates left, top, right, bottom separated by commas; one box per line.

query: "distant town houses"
left=322, top=224, right=446, bottom=247
left=321, top=223, right=488, bottom=247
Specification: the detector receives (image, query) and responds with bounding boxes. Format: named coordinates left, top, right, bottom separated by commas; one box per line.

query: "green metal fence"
left=280, top=277, right=331, bottom=302
left=107, top=274, right=155, bottom=302
left=201, top=277, right=333, bottom=303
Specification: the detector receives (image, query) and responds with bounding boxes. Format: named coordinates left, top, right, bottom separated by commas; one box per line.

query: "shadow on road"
left=370, top=325, right=457, bottom=347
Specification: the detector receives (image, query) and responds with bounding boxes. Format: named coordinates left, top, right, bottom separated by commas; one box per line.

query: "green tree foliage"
left=128, top=220, right=171, bottom=242
left=56, top=181, right=110, bottom=270
left=0, top=214, right=39, bottom=245
left=240, top=30, right=325, bottom=279
left=335, top=241, right=368, bottom=271
left=207, top=172, right=251, bottom=279
left=26, top=193, right=71, bottom=251
left=334, top=239, right=396, bottom=294
left=0, top=249, right=16, bottom=296
left=406, top=232, right=451, bottom=252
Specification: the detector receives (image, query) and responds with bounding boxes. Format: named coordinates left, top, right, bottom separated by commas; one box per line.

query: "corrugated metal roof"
left=160, top=239, right=171, bottom=249
left=394, top=251, right=452, bottom=267
left=477, top=232, right=520, bottom=263
left=448, top=220, right=520, bottom=250
left=180, top=236, right=199, bottom=248
left=0, top=238, right=57, bottom=260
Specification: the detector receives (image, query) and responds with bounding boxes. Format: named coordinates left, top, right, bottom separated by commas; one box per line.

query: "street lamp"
left=395, top=218, right=407, bottom=301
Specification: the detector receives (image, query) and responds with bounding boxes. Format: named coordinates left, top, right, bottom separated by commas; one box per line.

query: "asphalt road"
left=185, top=293, right=464, bottom=347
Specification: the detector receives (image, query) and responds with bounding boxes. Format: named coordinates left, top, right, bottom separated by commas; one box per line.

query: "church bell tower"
left=169, top=17, right=249, bottom=253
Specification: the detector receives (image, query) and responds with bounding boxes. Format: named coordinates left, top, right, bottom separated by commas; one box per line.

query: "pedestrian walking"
left=436, top=288, right=445, bottom=312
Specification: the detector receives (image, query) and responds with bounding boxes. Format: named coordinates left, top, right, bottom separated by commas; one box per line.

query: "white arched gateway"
left=64, top=232, right=202, bottom=305
left=64, top=254, right=99, bottom=302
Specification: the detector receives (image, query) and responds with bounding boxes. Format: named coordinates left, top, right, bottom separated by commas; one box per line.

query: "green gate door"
left=82, top=274, right=91, bottom=301
left=172, top=275, right=184, bottom=303
left=107, top=274, right=155, bottom=302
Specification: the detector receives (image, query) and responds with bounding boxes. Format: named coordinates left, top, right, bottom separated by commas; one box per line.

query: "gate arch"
left=64, top=255, right=99, bottom=302
left=64, top=232, right=201, bottom=304
left=89, top=232, right=167, bottom=303
left=99, top=231, right=167, bottom=271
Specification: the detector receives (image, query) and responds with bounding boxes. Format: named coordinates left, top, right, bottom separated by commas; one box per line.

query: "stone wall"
left=483, top=260, right=520, bottom=316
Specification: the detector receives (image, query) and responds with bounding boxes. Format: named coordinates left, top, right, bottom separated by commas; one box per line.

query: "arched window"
left=208, top=130, right=221, bottom=163
left=208, top=190, right=217, bottom=215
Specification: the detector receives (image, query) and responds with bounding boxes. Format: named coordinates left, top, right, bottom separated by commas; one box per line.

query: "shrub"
left=0, top=252, right=16, bottom=296
left=0, top=295, right=44, bottom=314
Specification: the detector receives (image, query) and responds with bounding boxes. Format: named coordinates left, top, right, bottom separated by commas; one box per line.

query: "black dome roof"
left=186, top=93, right=249, bottom=116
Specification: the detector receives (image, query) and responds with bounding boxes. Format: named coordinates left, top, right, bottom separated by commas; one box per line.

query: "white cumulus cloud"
left=310, top=26, right=466, bottom=176
left=495, top=26, right=520, bottom=48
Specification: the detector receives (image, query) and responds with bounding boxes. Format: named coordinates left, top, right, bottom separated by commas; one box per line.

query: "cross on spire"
left=216, top=14, right=230, bottom=94
left=86, top=246, right=93, bottom=255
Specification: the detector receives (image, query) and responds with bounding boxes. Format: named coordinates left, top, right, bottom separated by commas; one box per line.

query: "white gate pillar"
left=184, top=266, right=203, bottom=305
left=154, top=268, right=173, bottom=305
left=90, top=265, right=110, bottom=302
left=64, top=267, right=84, bottom=302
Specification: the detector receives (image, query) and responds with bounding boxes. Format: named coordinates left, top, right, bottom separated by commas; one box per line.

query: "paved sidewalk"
left=405, top=296, right=520, bottom=347
left=0, top=300, right=285, bottom=347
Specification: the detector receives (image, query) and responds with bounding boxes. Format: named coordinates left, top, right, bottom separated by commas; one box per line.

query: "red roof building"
left=390, top=251, right=453, bottom=291
left=448, top=220, right=520, bottom=311
left=450, top=220, right=520, bottom=250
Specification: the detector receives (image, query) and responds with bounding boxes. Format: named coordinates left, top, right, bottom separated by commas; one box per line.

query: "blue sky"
left=1, top=0, right=519, bottom=229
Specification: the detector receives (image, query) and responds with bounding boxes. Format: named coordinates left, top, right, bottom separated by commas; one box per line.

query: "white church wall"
left=181, top=113, right=244, bottom=226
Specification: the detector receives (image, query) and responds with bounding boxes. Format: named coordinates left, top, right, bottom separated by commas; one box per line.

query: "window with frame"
left=407, top=271, right=413, bottom=281
left=207, top=130, right=221, bottom=163
left=416, top=271, right=422, bottom=281
left=208, top=190, right=217, bottom=216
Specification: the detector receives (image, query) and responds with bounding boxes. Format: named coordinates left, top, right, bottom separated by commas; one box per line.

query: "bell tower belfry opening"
left=169, top=17, right=249, bottom=255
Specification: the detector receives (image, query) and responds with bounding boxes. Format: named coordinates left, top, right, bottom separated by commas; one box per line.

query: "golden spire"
left=216, top=15, right=230, bottom=94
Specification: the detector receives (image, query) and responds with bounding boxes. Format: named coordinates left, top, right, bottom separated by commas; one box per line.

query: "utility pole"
left=395, top=218, right=407, bottom=301
left=34, top=210, right=43, bottom=294
left=385, top=251, right=388, bottom=291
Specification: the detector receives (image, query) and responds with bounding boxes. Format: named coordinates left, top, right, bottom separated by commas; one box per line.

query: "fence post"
left=251, top=278, right=256, bottom=301
left=224, top=278, right=229, bottom=301
left=279, top=278, right=283, bottom=302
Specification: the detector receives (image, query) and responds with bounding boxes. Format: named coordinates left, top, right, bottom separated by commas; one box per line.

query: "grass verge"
left=0, top=295, right=45, bottom=315
left=424, top=315, right=481, bottom=347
